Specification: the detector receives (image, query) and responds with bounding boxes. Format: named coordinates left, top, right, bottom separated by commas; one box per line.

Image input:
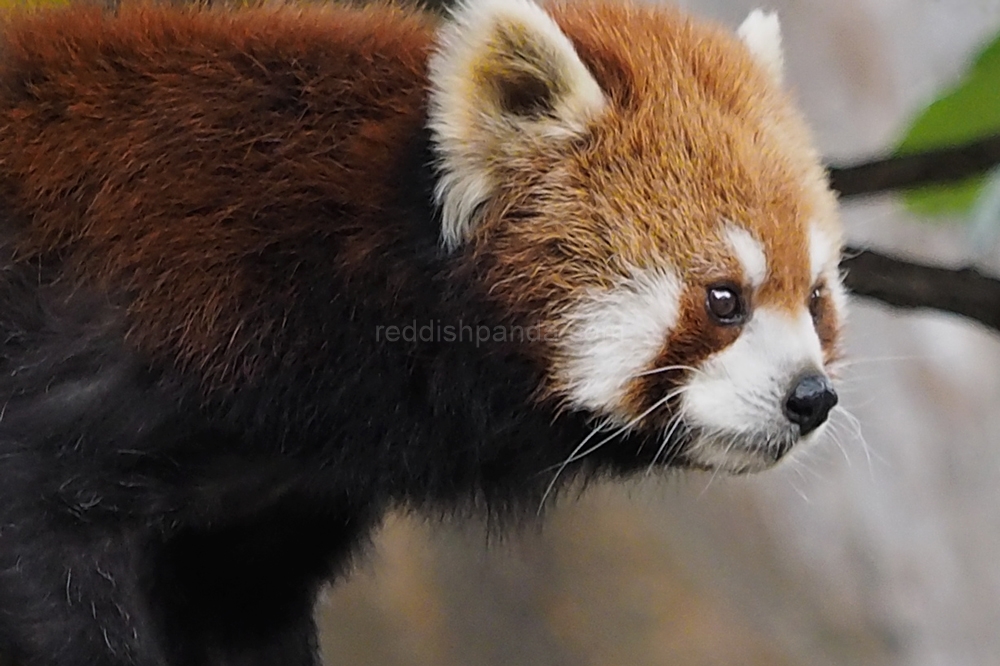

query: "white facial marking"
left=560, top=267, right=683, bottom=415
left=737, top=10, right=784, bottom=84
left=809, top=223, right=848, bottom=317
left=687, top=437, right=774, bottom=474
left=427, top=0, right=607, bottom=251
left=682, top=307, right=824, bottom=434
left=809, top=223, right=838, bottom=284
left=724, top=224, right=768, bottom=288
left=827, top=277, right=849, bottom=325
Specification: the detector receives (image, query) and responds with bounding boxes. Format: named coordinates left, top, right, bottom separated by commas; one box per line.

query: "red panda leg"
left=0, top=524, right=169, bottom=666
left=148, top=501, right=374, bottom=666
left=0, top=253, right=371, bottom=664
left=0, top=501, right=370, bottom=666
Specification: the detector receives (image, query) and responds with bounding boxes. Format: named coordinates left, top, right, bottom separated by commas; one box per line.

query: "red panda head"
left=427, top=0, right=845, bottom=474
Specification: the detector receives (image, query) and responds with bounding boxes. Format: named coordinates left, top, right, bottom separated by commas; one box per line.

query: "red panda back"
left=0, top=4, right=435, bottom=382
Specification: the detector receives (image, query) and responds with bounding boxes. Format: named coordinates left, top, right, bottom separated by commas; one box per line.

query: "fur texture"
left=0, top=2, right=844, bottom=664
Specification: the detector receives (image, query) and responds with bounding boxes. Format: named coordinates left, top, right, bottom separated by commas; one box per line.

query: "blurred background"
left=315, top=0, right=1000, bottom=664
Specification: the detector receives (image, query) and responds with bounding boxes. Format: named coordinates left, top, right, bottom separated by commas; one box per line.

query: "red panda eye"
left=705, top=284, right=747, bottom=326
left=809, top=285, right=823, bottom=320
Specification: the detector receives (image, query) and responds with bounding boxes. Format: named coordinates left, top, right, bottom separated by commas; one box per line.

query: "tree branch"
left=826, top=136, right=1000, bottom=333
left=828, top=134, right=1000, bottom=197
left=840, top=247, right=1000, bottom=332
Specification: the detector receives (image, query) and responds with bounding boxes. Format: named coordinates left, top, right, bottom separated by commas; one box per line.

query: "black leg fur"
left=0, top=252, right=374, bottom=665
left=152, top=501, right=373, bottom=666
left=0, top=523, right=164, bottom=666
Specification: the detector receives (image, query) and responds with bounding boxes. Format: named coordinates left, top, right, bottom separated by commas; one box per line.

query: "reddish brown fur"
left=0, top=4, right=435, bottom=384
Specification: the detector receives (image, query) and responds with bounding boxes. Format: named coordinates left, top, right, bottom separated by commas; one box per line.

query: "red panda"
left=0, top=0, right=844, bottom=664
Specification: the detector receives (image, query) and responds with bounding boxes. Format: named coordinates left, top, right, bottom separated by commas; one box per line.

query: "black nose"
left=783, top=374, right=838, bottom=436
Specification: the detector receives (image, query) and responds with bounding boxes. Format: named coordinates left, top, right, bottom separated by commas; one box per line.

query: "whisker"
left=632, top=364, right=700, bottom=379
left=835, top=354, right=930, bottom=367
left=739, top=391, right=778, bottom=414
left=698, top=431, right=737, bottom=498
left=831, top=405, right=884, bottom=478
left=537, top=387, right=687, bottom=513
left=561, top=388, right=688, bottom=467
left=790, top=452, right=824, bottom=480
left=822, top=419, right=852, bottom=467
left=646, top=412, right=687, bottom=476
left=784, top=463, right=812, bottom=503
left=536, top=418, right=612, bottom=514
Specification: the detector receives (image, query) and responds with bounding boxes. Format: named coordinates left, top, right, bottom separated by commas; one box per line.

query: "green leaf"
left=896, top=31, right=1000, bottom=216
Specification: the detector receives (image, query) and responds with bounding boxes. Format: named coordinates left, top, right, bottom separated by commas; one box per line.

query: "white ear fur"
left=427, top=0, right=607, bottom=251
left=737, top=10, right=784, bottom=85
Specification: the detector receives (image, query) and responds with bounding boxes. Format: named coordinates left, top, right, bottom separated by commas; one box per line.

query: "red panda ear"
left=737, top=10, right=785, bottom=85
left=427, top=0, right=606, bottom=251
